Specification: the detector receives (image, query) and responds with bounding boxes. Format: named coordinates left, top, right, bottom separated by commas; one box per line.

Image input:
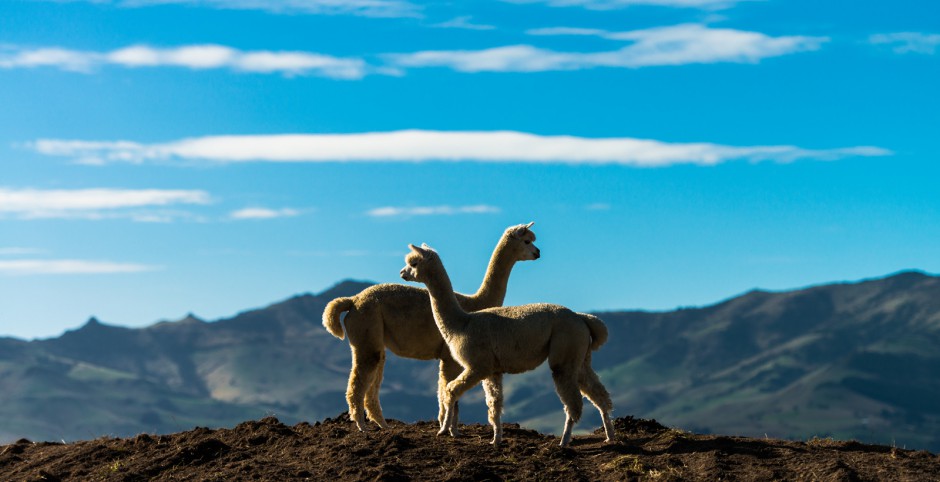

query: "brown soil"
left=1, top=414, right=937, bottom=481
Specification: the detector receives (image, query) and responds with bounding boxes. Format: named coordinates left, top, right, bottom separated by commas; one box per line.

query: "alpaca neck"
left=424, top=260, right=470, bottom=336
left=471, top=237, right=516, bottom=306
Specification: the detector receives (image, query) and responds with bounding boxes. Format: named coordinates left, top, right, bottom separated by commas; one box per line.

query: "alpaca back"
left=334, top=283, right=486, bottom=360
left=456, top=304, right=592, bottom=374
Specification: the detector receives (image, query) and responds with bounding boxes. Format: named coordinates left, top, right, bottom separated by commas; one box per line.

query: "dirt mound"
left=2, top=414, right=937, bottom=481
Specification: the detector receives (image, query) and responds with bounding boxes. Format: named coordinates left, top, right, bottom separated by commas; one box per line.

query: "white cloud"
left=0, top=187, right=210, bottom=220
left=40, top=0, right=420, bottom=17
left=367, top=205, right=501, bottom=217
left=432, top=16, right=496, bottom=31
left=108, top=44, right=236, bottom=69
left=526, top=27, right=609, bottom=37
left=1, top=24, right=821, bottom=78
left=506, top=0, right=750, bottom=10
left=0, top=44, right=368, bottom=79
left=391, top=45, right=581, bottom=72
left=0, top=259, right=160, bottom=275
left=29, top=130, right=891, bottom=167
left=0, top=47, right=100, bottom=72
left=392, top=24, right=827, bottom=72
left=870, top=32, right=940, bottom=55
left=230, top=207, right=301, bottom=220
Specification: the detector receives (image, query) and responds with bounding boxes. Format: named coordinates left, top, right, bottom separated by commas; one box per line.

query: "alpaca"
left=322, top=223, right=540, bottom=432
left=400, top=243, right=615, bottom=447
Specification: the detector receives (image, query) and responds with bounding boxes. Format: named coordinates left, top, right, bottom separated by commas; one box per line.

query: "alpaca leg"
left=439, top=357, right=463, bottom=436
left=578, top=357, right=615, bottom=442
left=552, top=367, right=583, bottom=447
left=440, top=369, right=484, bottom=437
left=437, top=359, right=447, bottom=427
left=346, top=347, right=382, bottom=432
left=482, top=374, right=504, bottom=446
left=364, top=350, right=389, bottom=429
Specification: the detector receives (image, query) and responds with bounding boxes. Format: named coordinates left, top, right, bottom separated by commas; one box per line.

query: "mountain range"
left=1, top=271, right=938, bottom=452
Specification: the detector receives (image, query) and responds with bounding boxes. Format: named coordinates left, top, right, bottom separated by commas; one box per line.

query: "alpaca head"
left=400, top=243, right=441, bottom=283
left=502, top=221, right=540, bottom=261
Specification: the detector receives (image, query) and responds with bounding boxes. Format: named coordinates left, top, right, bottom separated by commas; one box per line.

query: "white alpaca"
left=322, top=223, right=540, bottom=432
left=400, top=243, right=615, bottom=447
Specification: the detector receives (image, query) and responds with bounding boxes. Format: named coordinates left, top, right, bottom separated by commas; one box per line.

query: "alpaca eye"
left=524, top=240, right=530, bottom=245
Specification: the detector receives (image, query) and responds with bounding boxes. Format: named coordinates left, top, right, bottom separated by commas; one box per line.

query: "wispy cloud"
left=0, top=187, right=210, bottom=220
left=505, top=0, right=751, bottom=10
left=869, top=32, right=940, bottom=55
left=0, top=44, right=368, bottom=79
left=0, top=24, right=820, bottom=78
left=432, top=16, right=496, bottom=31
left=230, top=207, right=301, bottom=220
left=0, top=259, right=160, bottom=275
left=29, top=130, right=891, bottom=167
left=526, top=27, right=609, bottom=37
left=38, top=0, right=420, bottom=17
left=390, top=24, right=827, bottom=72
left=0, top=47, right=98, bottom=72
left=367, top=205, right=501, bottom=217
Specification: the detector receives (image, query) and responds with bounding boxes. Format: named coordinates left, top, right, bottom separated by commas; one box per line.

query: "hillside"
left=2, top=415, right=938, bottom=481
left=0, top=279, right=461, bottom=445
left=1, top=271, right=939, bottom=452
left=594, top=270, right=940, bottom=451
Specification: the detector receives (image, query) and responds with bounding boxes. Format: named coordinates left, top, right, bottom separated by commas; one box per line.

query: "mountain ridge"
left=1, top=272, right=938, bottom=452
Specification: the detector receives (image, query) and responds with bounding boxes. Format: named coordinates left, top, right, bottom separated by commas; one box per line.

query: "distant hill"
left=1, top=271, right=938, bottom=452
left=525, top=270, right=940, bottom=452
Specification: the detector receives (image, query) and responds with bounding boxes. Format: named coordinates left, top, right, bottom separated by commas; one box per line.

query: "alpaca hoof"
left=436, top=428, right=449, bottom=437
left=354, top=419, right=373, bottom=432
left=449, top=427, right=460, bottom=437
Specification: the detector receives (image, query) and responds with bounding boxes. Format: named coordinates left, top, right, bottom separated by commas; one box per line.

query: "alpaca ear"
left=410, top=243, right=432, bottom=255
left=508, top=222, right=531, bottom=238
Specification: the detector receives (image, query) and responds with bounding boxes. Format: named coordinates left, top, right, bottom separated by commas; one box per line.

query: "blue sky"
left=1, top=0, right=938, bottom=339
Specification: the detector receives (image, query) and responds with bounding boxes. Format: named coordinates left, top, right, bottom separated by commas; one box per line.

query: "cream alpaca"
left=400, top=243, right=615, bottom=447
left=322, top=223, right=540, bottom=432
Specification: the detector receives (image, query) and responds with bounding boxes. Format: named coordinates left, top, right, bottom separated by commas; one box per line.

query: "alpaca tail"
left=582, top=314, right=609, bottom=351
left=322, top=297, right=355, bottom=340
